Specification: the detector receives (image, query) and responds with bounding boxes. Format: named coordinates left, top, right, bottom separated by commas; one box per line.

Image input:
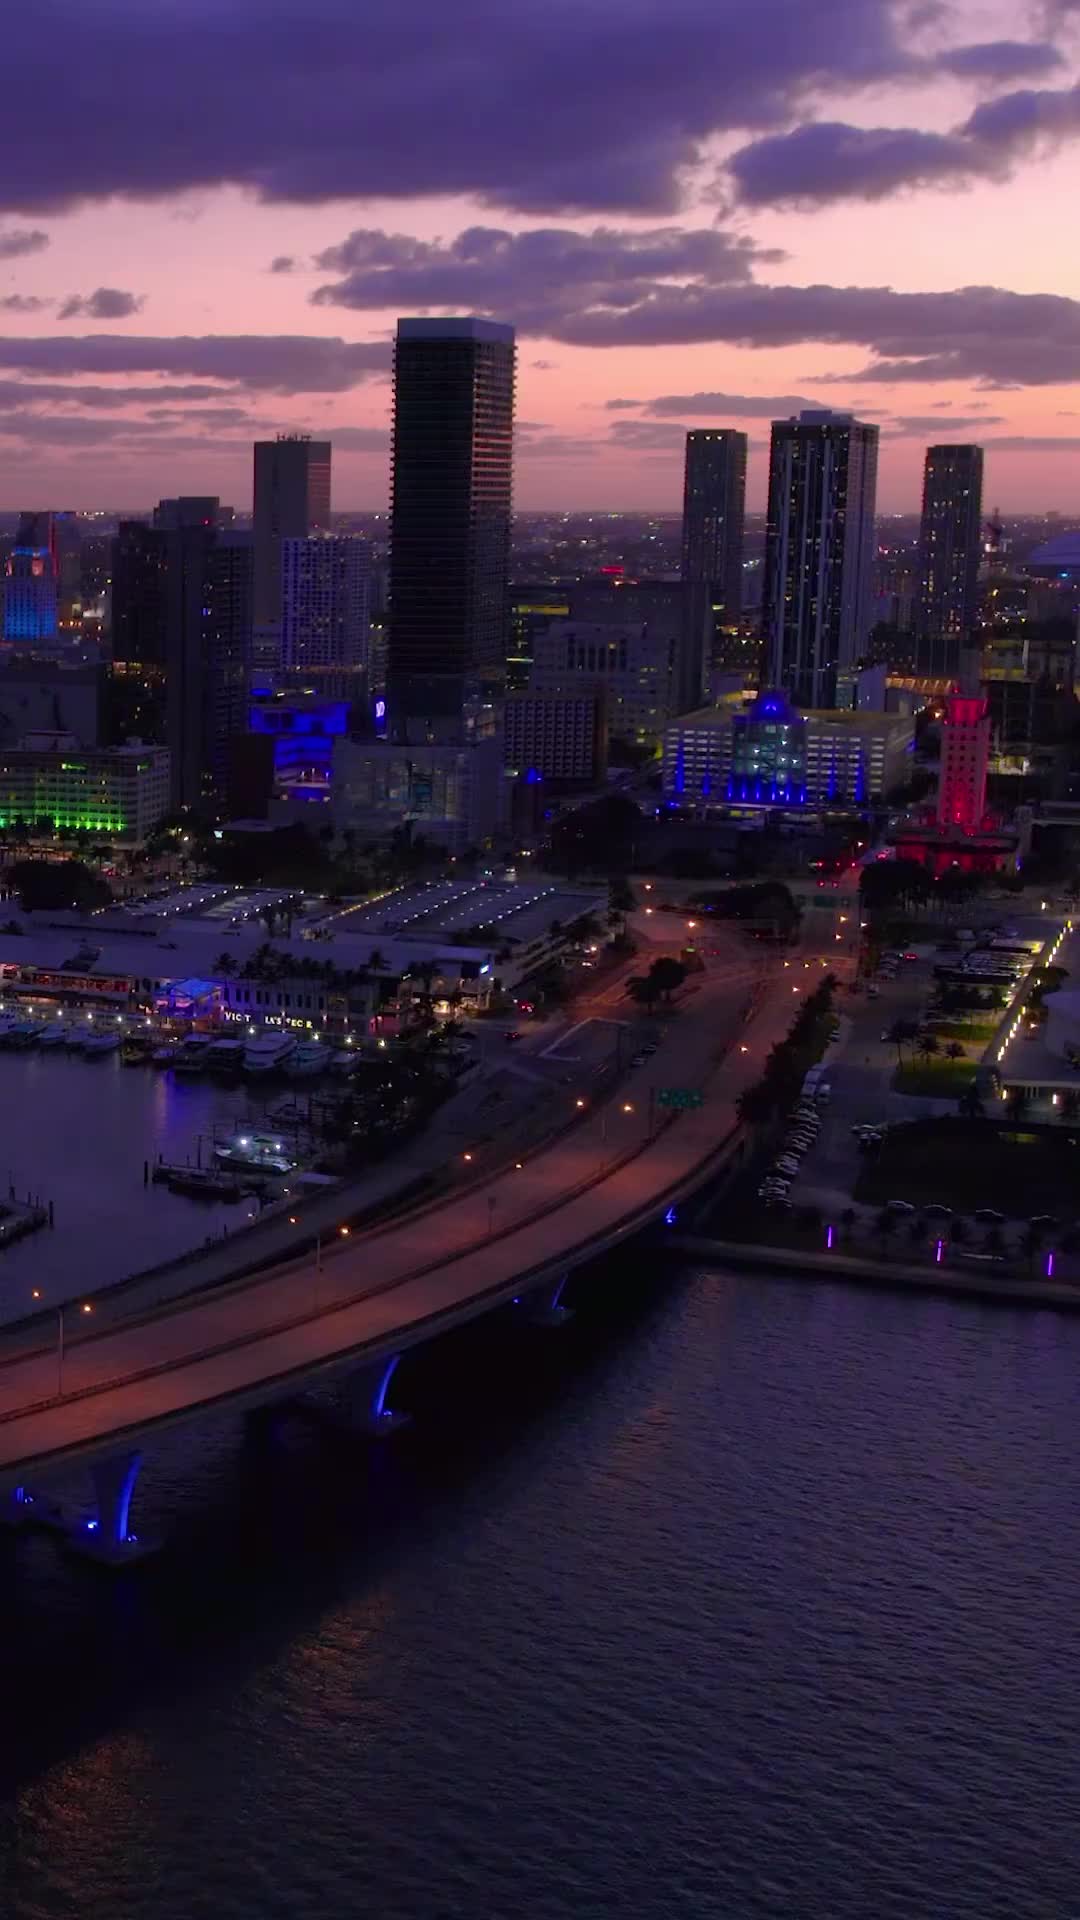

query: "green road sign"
left=657, top=1087, right=704, bottom=1110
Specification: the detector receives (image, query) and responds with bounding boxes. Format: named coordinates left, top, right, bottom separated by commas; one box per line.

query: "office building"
left=252, top=436, right=332, bottom=673
left=662, top=695, right=913, bottom=809
left=281, top=535, right=370, bottom=675
left=0, top=737, right=169, bottom=841
left=196, top=532, right=253, bottom=810
left=681, top=430, right=747, bottom=616
left=568, top=576, right=705, bottom=720
left=4, top=515, right=59, bottom=647
left=530, top=619, right=671, bottom=743
left=332, top=733, right=504, bottom=852
left=108, top=520, right=168, bottom=744
left=504, top=688, right=607, bottom=788
left=937, top=691, right=990, bottom=830
left=388, top=317, right=515, bottom=740
left=682, top=430, right=747, bottom=707
left=916, top=445, right=984, bottom=678
left=763, top=410, right=879, bottom=709
left=508, top=585, right=572, bottom=690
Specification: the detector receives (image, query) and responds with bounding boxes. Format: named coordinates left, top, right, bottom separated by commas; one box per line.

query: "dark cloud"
left=312, top=223, right=772, bottom=324
left=58, top=287, right=145, bottom=321
left=303, top=219, right=1080, bottom=388
left=0, top=227, right=48, bottom=259
left=0, top=294, right=50, bottom=313
left=0, top=333, right=389, bottom=392
left=0, top=377, right=241, bottom=407
left=0, top=1, right=913, bottom=218
left=269, top=255, right=297, bottom=274
left=727, top=79, right=1080, bottom=206
left=982, top=435, right=1080, bottom=450
left=891, top=413, right=1005, bottom=431
left=608, top=419, right=694, bottom=450
left=616, top=389, right=819, bottom=417
left=939, top=40, right=1064, bottom=81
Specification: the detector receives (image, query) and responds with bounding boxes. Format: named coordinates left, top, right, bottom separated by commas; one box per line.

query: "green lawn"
left=855, top=1116, right=1080, bottom=1211
left=928, top=1020, right=997, bottom=1043
left=893, top=1057, right=977, bottom=1096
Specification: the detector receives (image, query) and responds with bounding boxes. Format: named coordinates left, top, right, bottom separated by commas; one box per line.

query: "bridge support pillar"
left=529, top=1273, right=573, bottom=1327
left=68, top=1452, right=156, bottom=1564
left=350, top=1355, right=410, bottom=1437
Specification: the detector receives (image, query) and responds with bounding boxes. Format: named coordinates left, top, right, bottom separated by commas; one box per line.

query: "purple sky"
left=2, top=0, right=1080, bottom=510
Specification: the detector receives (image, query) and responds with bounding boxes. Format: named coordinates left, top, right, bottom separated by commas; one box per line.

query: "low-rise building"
left=662, top=693, right=914, bottom=809
left=0, top=736, right=169, bottom=841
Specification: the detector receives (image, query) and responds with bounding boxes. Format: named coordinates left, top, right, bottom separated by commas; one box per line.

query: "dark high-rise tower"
left=681, top=429, right=747, bottom=616
left=253, top=436, right=332, bottom=667
left=388, top=317, right=515, bottom=740
left=916, top=444, right=984, bottom=679
left=680, top=428, right=748, bottom=710
left=763, top=410, right=879, bottom=710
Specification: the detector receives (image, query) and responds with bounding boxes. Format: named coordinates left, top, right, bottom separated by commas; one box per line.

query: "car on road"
left=504, top=1030, right=522, bottom=1044
left=867, top=985, right=880, bottom=998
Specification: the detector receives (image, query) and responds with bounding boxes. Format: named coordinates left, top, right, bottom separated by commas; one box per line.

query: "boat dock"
left=0, top=1192, right=51, bottom=1247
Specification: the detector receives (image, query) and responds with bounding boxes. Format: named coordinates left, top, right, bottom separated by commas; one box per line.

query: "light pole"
left=56, top=1304, right=64, bottom=1397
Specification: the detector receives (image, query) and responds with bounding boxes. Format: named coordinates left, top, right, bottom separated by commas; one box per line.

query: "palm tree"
left=367, top=947, right=387, bottom=973
left=916, top=1032, right=940, bottom=1063
left=944, top=1041, right=965, bottom=1063
left=213, top=950, right=236, bottom=977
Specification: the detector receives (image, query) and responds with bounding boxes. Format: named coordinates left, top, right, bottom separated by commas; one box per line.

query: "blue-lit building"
left=4, top=544, right=59, bottom=646
left=248, top=692, right=351, bottom=805
left=663, top=690, right=914, bottom=811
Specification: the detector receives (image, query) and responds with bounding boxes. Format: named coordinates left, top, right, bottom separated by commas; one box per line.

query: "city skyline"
left=0, top=3, right=1079, bottom=509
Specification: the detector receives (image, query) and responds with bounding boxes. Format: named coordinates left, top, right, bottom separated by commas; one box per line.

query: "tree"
left=916, top=1032, right=940, bottom=1062
left=648, top=956, right=687, bottom=1003
left=9, top=858, right=112, bottom=912
left=887, top=1018, right=919, bottom=1066
left=945, top=1041, right=965, bottom=1063
left=627, top=973, right=661, bottom=1012
left=958, top=1084, right=984, bottom=1120
left=367, top=948, right=387, bottom=973
left=213, top=950, right=237, bottom=977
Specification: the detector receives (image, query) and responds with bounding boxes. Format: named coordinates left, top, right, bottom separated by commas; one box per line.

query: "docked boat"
left=205, top=1036, right=245, bottom=1074
left=37, top=1023, right=70, bottom=1049
left=0, top=1017, right=44, bottom=1047
left=64, top=1024, right=97, bottom=1049
left=152, top=1043, right=180, bottom=1066
left=213, top=1129, right=294, bottom=1175
left=164, top=1165, right=244, bottom=1201
left=121, top=1035, right=153, bottom=1064
left=329, top=1048, right=358, bottom=1077
left=171, top=1034, right=218, bottom=1074
left=285, top=1040, right=326, bottom=1079
left=243, top=1031, right=297, bottom=1076
left=83, top=1030, right=121, bottom=1055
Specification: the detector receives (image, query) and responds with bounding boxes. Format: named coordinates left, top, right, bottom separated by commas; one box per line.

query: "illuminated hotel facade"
left=0, top=740, right=169, bottom=841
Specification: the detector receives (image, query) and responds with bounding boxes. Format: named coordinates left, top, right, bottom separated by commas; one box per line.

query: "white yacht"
left=243, top=1031, right=297, bottom=1076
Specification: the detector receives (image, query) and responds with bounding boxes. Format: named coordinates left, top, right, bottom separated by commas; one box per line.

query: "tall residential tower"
left=763, top=410, right=879, bottom=710
left=388, top=317, right=515, bottom=741
left=252, top=435, right=331, bottom=672
left=916, top=444, right=984, bottom=680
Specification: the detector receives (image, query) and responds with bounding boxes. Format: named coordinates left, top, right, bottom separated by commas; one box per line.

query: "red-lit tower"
left=936, top=692, right=990, bottom=831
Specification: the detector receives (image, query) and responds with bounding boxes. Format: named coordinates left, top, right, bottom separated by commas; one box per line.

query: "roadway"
left=0, top=885, right=855, bottom=1490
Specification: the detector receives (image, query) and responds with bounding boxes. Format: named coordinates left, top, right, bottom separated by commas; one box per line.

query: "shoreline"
left=672, top=1234, right=1080, bottom=1312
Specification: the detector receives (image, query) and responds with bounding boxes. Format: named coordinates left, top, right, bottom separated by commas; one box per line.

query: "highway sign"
left=657, top=1087, right=704, bottom=1110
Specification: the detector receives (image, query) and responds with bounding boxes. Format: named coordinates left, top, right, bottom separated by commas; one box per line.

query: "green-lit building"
left=0, top=738, right=170, bottom=842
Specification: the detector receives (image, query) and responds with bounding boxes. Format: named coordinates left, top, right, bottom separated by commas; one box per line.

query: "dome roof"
left=747, top=687, right=799, bottom=723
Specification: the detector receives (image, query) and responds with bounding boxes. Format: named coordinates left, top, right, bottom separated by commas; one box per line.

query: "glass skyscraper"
left=916, top=444, right=984, bottom=680
left=763, top=410, right=879, bottom=710
left=388, top=317, right=515, bottom=741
